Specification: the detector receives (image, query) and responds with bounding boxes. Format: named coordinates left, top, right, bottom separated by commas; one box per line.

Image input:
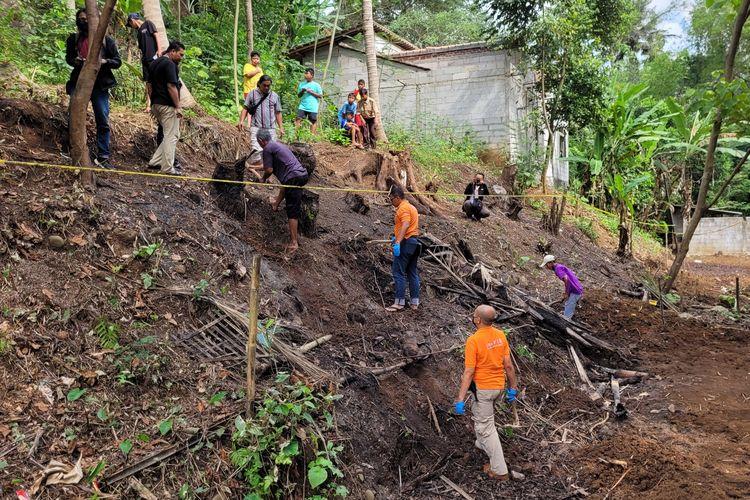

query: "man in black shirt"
left=65, top=8, right=121, bottom=169
left=147, top=41, right=185, bottom=175
left=462, top=172, right=491, bottom=221
left=126, top=13, right=163, bottom=113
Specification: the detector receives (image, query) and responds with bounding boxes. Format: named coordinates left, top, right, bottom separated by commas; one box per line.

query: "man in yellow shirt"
left=386, top=185, right=421, bottom=312
left=454, top=305, right=519, bottom=481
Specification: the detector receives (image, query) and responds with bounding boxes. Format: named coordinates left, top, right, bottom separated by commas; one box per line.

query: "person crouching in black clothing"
left=462, top=173, right=491, bottom=221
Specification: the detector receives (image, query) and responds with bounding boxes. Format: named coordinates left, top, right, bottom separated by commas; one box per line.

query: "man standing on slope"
left=126, top=13, right=163, bottom=114
left=256, top=129, right=309, bottom=254
left=295, top=68, right=323, bottom=135
left=65, top=7, right=121, bottom=169
left=238, top=75, right=284, bottom=168
left=454, top=304, right=519, bottom=481
left=386, top=186, right=421, bottom=312
left=147, top=41, right=186, bottom=175
left=540, top=254, right=584, bottom=318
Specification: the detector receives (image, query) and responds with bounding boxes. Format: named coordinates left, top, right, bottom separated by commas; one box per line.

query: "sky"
left=649, top=0, right=696, bottom=52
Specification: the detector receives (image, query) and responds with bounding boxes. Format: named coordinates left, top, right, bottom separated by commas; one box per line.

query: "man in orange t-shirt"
left=454, top=305, right=519, bottom=480
left=385, top=185, right=421, bottom=312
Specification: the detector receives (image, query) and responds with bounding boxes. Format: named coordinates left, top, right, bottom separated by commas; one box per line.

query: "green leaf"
left=119, top=439, right=133, bottom=457
left=158, top=418, right=173, bottom=436
left=234, top=415, right=246, bottom=434
left=67, top=388, right=87, bottom=402
left=136, top=433, right=150, bottom=443
left=96, top=407, right=108, bottom=421
left=208, top=391, right=227, bottom=406
left=0, top=460, right=7, bottom=471
left=85, top=460, right=106, bottom=483
left=308, top=465, right=328, bottom=489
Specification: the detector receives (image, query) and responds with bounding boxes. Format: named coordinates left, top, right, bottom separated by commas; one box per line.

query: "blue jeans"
left=90, top=88, right=111, bottom=159
left=392, top=237, right=420, bottom=305
left=563, top=293, right=582, bottom=319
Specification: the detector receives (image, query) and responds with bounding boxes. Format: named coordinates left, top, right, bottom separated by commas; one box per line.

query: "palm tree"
left=143, top=0, right=196, bottom=108
left=245, top=0, right=254, bottom=57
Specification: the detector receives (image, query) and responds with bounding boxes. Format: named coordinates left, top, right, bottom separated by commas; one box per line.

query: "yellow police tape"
left=1, top=157, right=726, bottom=236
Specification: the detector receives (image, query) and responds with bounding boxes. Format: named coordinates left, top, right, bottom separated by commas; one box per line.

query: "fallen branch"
left=439, top=475, right=474, bottom=500
left=299, top=335, right=333, bottom=354
left=603, top=468, right=631, bottom=500
left=426, top=396, right=443, bottom=436
left=127, top=478, right=158, bottom=500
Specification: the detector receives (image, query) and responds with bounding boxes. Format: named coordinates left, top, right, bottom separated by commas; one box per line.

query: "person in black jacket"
left=462, top=173, right=491, bottom=221
left=65, top=8, right=121, bottom=169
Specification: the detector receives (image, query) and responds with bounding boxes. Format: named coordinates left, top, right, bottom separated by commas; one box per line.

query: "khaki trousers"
left=472, top=389, right=508, bottom=475
left=149, top=104, right=180, bottom=172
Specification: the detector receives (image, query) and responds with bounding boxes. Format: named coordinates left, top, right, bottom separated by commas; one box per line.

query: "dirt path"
left=575, top=289, right=750, bottom=499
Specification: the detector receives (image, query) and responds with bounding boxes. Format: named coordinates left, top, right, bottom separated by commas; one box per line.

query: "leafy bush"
left=231, top=373, right=346, bottom=499
left=575, top=217, right=598, bottom=242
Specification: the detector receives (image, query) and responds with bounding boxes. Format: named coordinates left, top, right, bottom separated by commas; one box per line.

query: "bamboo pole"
left=233, top=0, right=240, bottom=111
left=246, top=254, right=261, bottom=418
left=736, top=276, right=740, bottom=314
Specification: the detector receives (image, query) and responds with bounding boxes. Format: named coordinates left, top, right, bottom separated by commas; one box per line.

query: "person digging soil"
left=257, top=129, right=309, bottom=254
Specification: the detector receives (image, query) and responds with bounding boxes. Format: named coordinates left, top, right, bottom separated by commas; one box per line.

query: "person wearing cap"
left=125, top=13, right=164, bottom=114
left=453, top=304, right=519, bottom=481
left=540, top=255, right=583, bottom=318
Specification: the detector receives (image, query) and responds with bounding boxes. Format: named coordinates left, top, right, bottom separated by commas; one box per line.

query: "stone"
left=678, top=312, right=694, bottom=320
left=668, top=404, right=676, bottom=413
left=364, top=490, right=375, bottom=500
left=48, top=235, right=65, bottom=248
left=174, top=264, right=187, bottom=275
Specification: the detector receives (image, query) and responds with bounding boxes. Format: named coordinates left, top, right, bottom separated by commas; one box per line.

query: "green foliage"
left=192, top=279, right=209, bottom=299
left=94, top=318, right=121, bottom=350
left=208, top=391, right=228, bottom=406
left=113, top=335, right=167, bottom=385
left=158, top=418, right=173, bottom=436
left=231, top=373, right=345, bottom=499
left=141, top=273, right=155, bottom=290
left=389, top=7, right=486, bottom=47
left=66, top=387, right=87, bottom=402
left=119, top=439, right=133, bottom=457
left=387, top=120, right=480, bottom=184
left=85, top=460, right=107, bottom=484
left=133, top=243, right=161, bottom=260
left=575, top=217, right=598, bottom=243
left=514, top=344, right=535, bottom=360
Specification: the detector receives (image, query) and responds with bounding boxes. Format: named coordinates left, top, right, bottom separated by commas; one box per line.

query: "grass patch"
left=575, top=217, right=598, bottom=243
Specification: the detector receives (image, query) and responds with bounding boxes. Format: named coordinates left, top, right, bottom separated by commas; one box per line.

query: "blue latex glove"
left=390, top=236, right=396, bottom=244
left=453, top=401, right=465, bottom=415
left=506, top=388, right=518, bottom=403
left=393, top=243, right=401, bottom=257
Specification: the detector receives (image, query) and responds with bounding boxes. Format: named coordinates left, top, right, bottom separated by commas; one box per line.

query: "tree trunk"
left=142, top=0, right=197, bottom=108
left=323, top=0, right=343, bottom=80
left=362, top=0, right=387, bottom=143
left=69, top=0, right=118, bottom=190
left=541, top=128, right=554, bottom=194
left=617, top=205, right=630, bottom=257
left=65, top=0, right=76, bottom=11
left=663, top=0, right=750, bottom=292
left=245, top=0, right=253, bottom=57
left=233, top=0, right=240, bottom=110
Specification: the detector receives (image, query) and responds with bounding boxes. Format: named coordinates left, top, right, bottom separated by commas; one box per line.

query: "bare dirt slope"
left=1, top=98, right=748, bottom=499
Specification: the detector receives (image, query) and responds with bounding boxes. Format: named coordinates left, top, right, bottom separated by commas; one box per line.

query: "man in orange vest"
left=454, top=304, right=519, bottom=480
left=385, top=185, right=421, bottom=312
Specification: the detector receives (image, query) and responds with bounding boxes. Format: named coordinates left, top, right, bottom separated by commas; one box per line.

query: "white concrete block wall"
left=688, top=217, right=750, bottom=256
left=299, top=45, right=567, bottom=185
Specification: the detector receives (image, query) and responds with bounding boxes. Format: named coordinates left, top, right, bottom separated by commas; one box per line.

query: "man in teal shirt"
left=295, top=67, right=323, bottom=134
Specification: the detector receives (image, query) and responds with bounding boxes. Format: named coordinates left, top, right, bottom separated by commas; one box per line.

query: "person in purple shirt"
left=540, top=255, right=583, bottom=318
left=257, top=129, right=309, bottom=254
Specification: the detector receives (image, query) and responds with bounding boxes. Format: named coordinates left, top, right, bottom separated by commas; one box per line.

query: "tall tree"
left=66, top=0, right=77, bottom=11
left=485, top=0, right=631, bottom=192
left=245, top=0, right=254, bottom=57
left=362, top=0, right=388, bottom=143
left=69, top=0, right=118, bottom=190
left=664, top=0, right=750, bottom=292
left=142, top=0, right=197, bottom=108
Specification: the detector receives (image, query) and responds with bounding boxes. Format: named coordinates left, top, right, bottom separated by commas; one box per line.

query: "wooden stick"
left=603, top=468, right=631, bottom=500
left=426, top=249, right=483, bottom=299
left=568, top=345, right=593, bottom=388
left=127, top=477, right=158, bottom=500
left=439, top=475, right=474, bottom=500
left=299, top=335, right=333, bottom=354
left=426, top=395, right=442, bottom=436
left=246, top=254, right=262, bottom=418
left=736, top=276, right=741, bottom=314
